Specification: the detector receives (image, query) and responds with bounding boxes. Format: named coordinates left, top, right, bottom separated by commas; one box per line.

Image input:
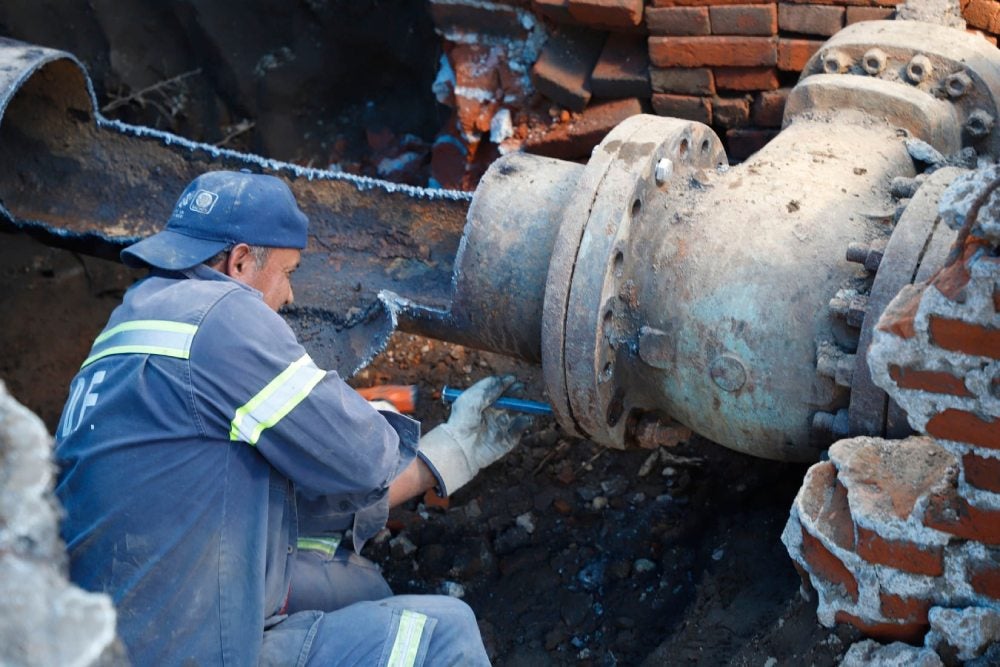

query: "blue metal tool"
left=441, top=386, right=553, bottom=416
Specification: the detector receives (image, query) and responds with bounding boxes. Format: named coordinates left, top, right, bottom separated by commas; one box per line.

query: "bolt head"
left=654, top=157, right=674, bottom=185
left=945, top=71, right=972, bottom=99
left=906, top=54, right=933, bottom=84
left=862, top=49, right=886, bottom=76
left=966, top=109, right=995, bottom=138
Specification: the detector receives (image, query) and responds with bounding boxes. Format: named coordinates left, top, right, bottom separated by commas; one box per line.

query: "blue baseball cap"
left=121, top=170, right=309, bottom=270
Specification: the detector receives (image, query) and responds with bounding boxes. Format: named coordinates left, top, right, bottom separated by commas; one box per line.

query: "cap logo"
left=189, top=189, right=220, bottom=215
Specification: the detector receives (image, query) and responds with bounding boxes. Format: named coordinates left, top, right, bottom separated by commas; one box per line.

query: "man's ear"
left=225, top=243, right=256, bottom=279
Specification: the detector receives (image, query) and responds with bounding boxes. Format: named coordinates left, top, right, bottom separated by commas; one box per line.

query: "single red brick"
left=924, top=489, right=1000, bottom=544
left=714, top=66, right=779, bottom=91
left=591, top=34, right=651, bottom=98
left=876, top=284, right=924, bottom=340
left=929, top=317, right=1000, bottom=360
left=646, top=6, right=711, bottom=35
left=800, top=527, right=859, bottom=601
left=650, top=67, right=716, bottom=94
left=845, top=6, right=894, bottom=23
left=880, top=592, right=932, bottom=623
left=930, top=251, right=974, bottom=302
left=964, top=452, right=1000, bottom=493
left=710, top=4, right=778, bottom=35
left=969, top=559, right=1000, bottom=600
left=835, top=610, right=929, bottom=644
left=856, top=526, right=944, bottom=576
left=713, top=95, right=751, bottom=128
left=568, top=0, right=644, bottom=28
left=649, top=36, right=777, bottom=67
left=964, top=0, right=1000, bottom=31
left=888, top=365, right=974, bottom=397
left=777, top=38, right=823, bottom=71
left=524, top=97, right=644, bottom=160
left=651, top=93, right=713, bottom=123
left=725, top=129, right=778, bottom=159
left=531, top=26, right=608, bottom=111
left=778, top=4, right=845, bottom=36
left=752, top=87, right=789, bottom=127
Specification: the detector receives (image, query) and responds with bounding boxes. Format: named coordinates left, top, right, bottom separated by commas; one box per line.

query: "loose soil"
left=0, top=232, right=858, bottom=665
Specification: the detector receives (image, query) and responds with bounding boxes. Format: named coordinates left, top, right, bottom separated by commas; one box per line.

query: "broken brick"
left=856, top=526, right=945, bottom=576
left=887, top=365, right=973, bottom=397
left=964, top=0, right=1000, bottom=32
left=798, top=463, right=857, bottom=551
left=800, top=527, right=859, bottom=601
left=531, top=26, right=608, bottom=112
left=533, top=0, right=576, bottom=24
left=524, top=97, right=643, bottom=160
left=591, top=34, right=651, bottom=98
left=969, top=557, right=1000, bottom=600
left=428, top=0, right=528, bottom=38
left=876, top=284, right=924, bottom=340
left=924, top=489, right=1000, bottom=545
left=879, top=592, right=932, bottom=624
left=928, top=317, right=1000, bottom=360
left=925, top=409, right=1000, bottom=450
left=964, top=452, right=1000, bottom=494
left=834, top=610, right=929, bottom=645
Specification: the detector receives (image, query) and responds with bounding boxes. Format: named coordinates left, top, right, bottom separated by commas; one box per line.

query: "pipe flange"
left=541, top=114, right=726, bottom=447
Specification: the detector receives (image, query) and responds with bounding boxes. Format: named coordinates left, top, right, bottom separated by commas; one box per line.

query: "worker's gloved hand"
left=418, top=375, right=532, bottom=496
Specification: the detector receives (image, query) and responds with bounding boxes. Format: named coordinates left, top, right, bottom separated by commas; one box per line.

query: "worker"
left=54, top=170, right=530, bottom=666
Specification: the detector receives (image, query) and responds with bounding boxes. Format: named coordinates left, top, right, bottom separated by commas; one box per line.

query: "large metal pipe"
left=3, top=20, right=999, bottom=461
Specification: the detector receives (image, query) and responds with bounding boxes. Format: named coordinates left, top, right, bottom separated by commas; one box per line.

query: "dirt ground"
left=0, top=231, right=859, bottom=665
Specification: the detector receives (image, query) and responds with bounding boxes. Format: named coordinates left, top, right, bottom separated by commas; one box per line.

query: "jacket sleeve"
left=189, top=288, right=416, bottom=512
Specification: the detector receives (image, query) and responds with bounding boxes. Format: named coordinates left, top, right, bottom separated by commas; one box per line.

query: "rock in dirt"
left=926, top=606, right=1000, bottom=661
left=839, top=639, right=943, bottom=667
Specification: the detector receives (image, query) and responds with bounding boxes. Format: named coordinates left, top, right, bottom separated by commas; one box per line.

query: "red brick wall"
left=427, top=0, right=1000, bottom=188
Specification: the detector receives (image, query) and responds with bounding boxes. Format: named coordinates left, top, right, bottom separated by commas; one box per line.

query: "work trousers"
left=261, top=547, right=490, bottom=666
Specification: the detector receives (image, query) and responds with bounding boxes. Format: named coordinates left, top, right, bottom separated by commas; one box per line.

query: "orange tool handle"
left=356, top=385, right=417, bottom=414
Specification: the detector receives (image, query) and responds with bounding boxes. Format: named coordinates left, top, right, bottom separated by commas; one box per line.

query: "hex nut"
left=822, top=50, right=851, bottom=75
left=861, top=49, right=887, bottom=76
left=966, top=109, right=995, bottom=138
left=654, top=157, right=674, bottom=185
left=944, top=71, right=972, bottom=99
left=906, top=54, right=933, bottom=84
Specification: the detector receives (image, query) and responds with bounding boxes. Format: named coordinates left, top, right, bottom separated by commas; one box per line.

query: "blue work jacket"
left=55, top=265, right=418, bottom=666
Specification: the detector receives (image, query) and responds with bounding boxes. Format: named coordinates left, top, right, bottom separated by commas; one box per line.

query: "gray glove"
left=418, top=375, right=532, bottom=496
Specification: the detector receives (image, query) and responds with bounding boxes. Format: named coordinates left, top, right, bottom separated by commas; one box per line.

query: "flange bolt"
left=846, top=241, right=885, bottom=272
left=812, top=409, right=850, bottom=445
left=822, top=50, right=851, bottom=74
left=861, top=49, right=887, bottom=76
left=944, top=71, right=972, bottom=99
left=966, top=109, right=994, bottom=138
left=906, top=55, right=933, bottom=84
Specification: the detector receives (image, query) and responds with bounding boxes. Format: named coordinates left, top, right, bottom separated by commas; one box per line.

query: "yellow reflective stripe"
left=93, top=319, right=197, bottom=344
left=386, top=610, right=428, bottom=667
left=82, top=345, right=191, bottom=368
left=229, top=354, right=325, bottom=445
left=297, top=535, right=342, bottom=556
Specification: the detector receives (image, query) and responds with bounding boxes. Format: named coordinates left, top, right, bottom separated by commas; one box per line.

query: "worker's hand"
left=418, top=375, right=532, bottom=496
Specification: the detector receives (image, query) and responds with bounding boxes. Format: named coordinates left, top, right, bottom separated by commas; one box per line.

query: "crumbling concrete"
left=0, top=382, right=123, bottom=666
